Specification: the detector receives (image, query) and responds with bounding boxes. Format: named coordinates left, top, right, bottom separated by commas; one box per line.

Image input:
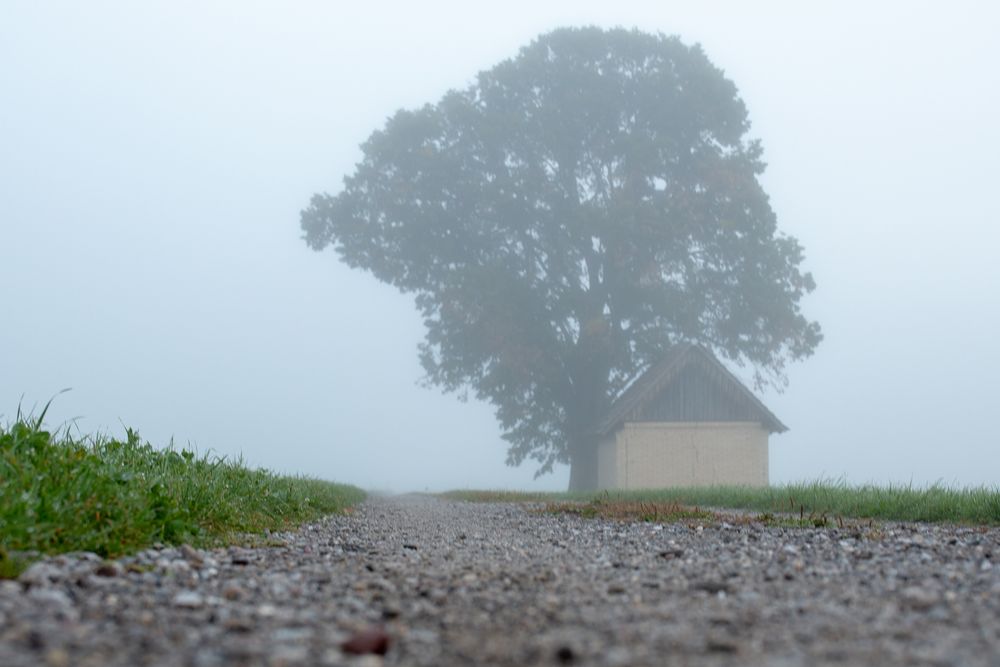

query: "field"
left=0, top=404, right=364, bottom=577
left=442, top=481, right=1000, bottom=525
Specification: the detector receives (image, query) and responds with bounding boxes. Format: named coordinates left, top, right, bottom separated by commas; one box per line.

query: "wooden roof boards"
left=596, top=344, right=787, bottom=436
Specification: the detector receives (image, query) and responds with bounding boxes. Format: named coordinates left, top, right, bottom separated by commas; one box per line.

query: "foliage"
left=303, top=27, right=821, bottom=485
left=0, top=404, right=364, bottom=568
left=443, top=480, right=1000, bottom=525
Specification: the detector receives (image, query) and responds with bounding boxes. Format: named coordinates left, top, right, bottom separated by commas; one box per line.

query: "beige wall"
left=598, top=422, right=769, bottom=489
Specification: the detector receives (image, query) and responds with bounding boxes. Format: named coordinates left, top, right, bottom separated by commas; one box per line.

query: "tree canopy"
left=301, top=27, right=821, bottom=489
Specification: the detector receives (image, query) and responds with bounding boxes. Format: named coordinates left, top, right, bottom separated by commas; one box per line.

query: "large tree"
left=301, top=27, right=821, bottom=490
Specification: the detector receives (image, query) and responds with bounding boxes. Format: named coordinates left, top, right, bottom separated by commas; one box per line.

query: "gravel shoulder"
left=2, top=494, right=998, bottom=666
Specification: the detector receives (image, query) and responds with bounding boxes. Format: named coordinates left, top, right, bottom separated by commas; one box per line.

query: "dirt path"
left=2, top=495, right=998, bottom=666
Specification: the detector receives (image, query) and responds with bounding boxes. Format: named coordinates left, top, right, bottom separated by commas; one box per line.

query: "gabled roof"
left=595, top=343, right=787, bottom=435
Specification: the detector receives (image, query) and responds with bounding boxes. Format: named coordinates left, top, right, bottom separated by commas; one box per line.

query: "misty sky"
left=2, top=1, right=998, bottom=491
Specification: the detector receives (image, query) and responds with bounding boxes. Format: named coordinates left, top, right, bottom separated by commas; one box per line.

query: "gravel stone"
left=94, top=562, right=122, bottom=578
left=18, top=562, right=64, bottom=588
left=171, top=591, right=206, bottom=609
left=1, top=495, right=998, bottom=666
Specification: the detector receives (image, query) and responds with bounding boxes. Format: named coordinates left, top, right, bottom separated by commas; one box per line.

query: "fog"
left=2, top=1, right=998, bottom=492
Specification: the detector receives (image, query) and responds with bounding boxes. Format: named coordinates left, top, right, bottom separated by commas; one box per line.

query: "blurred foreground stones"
left=0, top=496, right=998, bottom=666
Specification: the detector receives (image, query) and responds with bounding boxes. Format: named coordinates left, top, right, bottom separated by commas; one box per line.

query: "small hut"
left=595, top=344, right=786, bottom=489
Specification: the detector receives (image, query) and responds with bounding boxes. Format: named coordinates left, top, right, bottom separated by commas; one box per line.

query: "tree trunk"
left=567, top=435, right=599, bottom=492
left=563, top=347, right=612, bottom=492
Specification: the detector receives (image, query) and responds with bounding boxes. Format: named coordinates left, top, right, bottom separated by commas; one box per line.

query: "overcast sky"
left=2, top=1, right=998, bottom=491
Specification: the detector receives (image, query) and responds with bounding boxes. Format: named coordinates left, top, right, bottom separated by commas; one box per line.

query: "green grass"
left=443, top=480, right=1000, bottom=525
left=0, top=403, right=364, bottom=576
left=439, top=490, right=565, bottom=503
left=546, top=498, right=718, bottom=524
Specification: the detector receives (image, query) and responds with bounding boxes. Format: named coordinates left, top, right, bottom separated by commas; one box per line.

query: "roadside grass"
left=0, top=404, right=364, bottom=577
left=443, top=481, right=1000, bottom=525
left=439, top=490, right=567, bottom=503
left=546, top=499, right=717, bottom=524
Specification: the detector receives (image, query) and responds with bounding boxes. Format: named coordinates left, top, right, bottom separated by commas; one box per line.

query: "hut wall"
left=610, top=421, right=768, bottom=489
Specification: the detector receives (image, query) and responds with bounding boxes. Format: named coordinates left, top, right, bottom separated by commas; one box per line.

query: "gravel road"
left=2, top=495, right=998, bottom=666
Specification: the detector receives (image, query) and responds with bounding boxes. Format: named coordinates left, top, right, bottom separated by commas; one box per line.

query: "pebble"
left=44, top=648, right=70, bottom=667
left=0, top=496, right=997, bottom=666
left=94, top=562, right=122, bottom=578
left=180, top=544, right=205, bottom=566
left=27, top=588, right=73, bottom=608
left=171, top=591, right=205, bottom=609
left=342, top=627, right=391, bottom=655
left=19, top=562, right=63, bottom=587
left=900, top=585, right=939, bottom=611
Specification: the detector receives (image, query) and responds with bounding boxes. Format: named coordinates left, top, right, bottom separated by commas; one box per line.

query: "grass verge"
left=1, top=404, right=364, bottom=576
left=546, top=499, right=717, bottom=524
left=443, top=480, right=1000, bottom=525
